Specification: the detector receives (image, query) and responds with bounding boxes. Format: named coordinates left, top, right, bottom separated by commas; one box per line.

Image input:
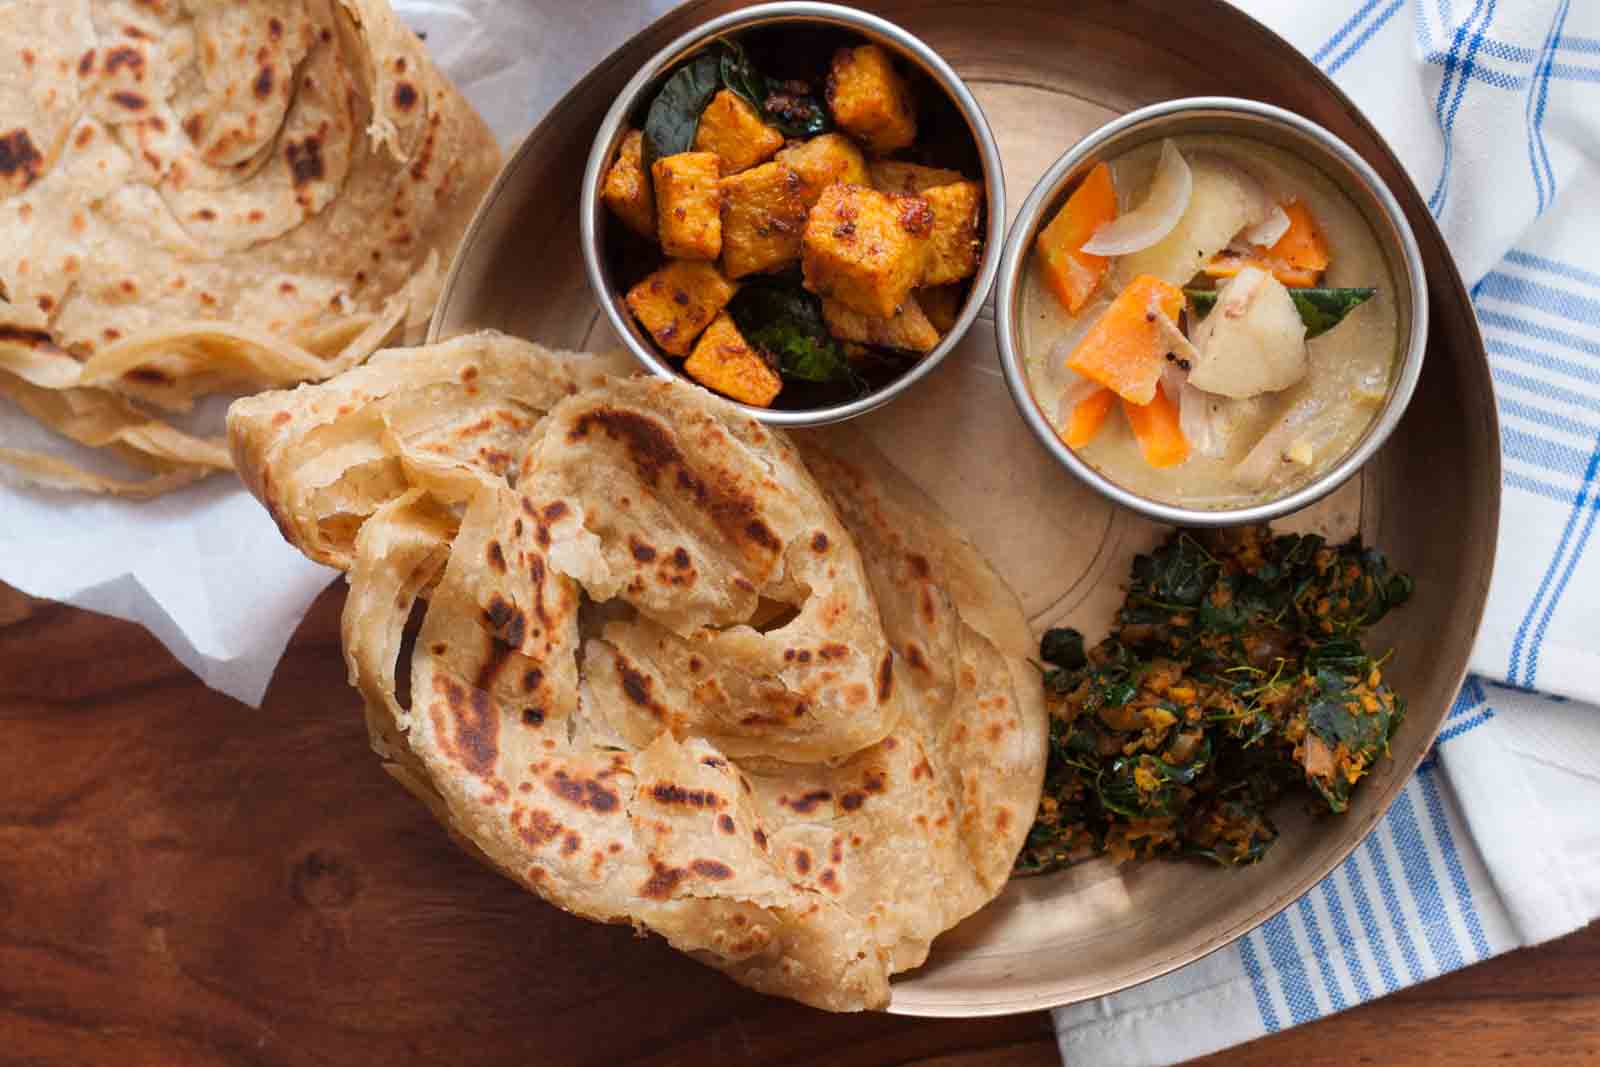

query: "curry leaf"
left=642, top=50, right=723, bottom=171
left=1040, top=627, right=1087, bottom=670
left=726, top=281, right=863, bottom=389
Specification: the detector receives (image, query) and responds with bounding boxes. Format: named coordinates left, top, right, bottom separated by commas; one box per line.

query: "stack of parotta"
left=0, top=0, right=499, bottom=495
left=228, top=331, right=1046, bottom=1011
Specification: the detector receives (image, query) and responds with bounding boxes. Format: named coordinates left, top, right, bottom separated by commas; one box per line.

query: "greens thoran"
left=1016, top=526, right=1413, bottom=874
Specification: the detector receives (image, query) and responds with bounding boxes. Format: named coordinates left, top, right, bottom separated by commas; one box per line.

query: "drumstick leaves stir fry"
left=1016, top=526, right=1413, bottom=874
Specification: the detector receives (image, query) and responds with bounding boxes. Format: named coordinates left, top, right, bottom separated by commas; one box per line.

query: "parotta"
left=228, top=331, right=1046, bottom=1011
left=0, top=0, right=499, bottom=495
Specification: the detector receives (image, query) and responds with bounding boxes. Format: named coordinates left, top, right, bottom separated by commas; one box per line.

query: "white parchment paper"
left=0, top=0, right=678, bottom=706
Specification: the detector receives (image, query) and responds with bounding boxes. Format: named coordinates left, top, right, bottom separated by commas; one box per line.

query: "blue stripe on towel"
left=1239, top=933, right=1282, bottom=1033
left=1536, top=0, right=1572, bottom=203
left=1365, top=831, right=1427, bottom=982
left=1435, top=707, right=1497, bottom=744
left=1526, top=0, right=1569, bottom=211
left=1261, top=912, right=1321, bottom=1025
left=1476, top=271, right=1600, bottom=326
left=1507, top=434, right=1599, bottom=685
left=1416, top=762, right=1493, bottom=960
left=1481, top=319, right=1600, bottom=374
left=1504, top=470, right=1600, bottom=508
left=1387, top=790, right=1465, bottom=973
left=1315, top=0, right=1386, bottom=67
left=1525, top=433, right=1600, bottom=687
left=1342, top=852, right=1401, bottom=993
left=1319, top=877, right=1375, bottom=1003
left=1505, top=248, right=1600, bottom=290
left=1492, top=366, right=1600, bottom=415
left=1499, top=396, right=1599, bottom=440
left=1502, top=425, right=1598, bottom=480
left=1297, top=897, right=1349, bottom=1012
left=1430, top=0, right=1499, bottom=216
left=1327, top=0, right=1406, bottom=75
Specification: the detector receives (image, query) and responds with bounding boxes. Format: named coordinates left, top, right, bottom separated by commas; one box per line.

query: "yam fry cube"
left=801, top=183, right=932, bottom=318
left=917, top=283, right=964, bottom=334
left=821, top=292, right=940, bottom=352
left=602, top=129, right=656, bottom=239
left=684, top=312, right=782, bottom=406
left=1205, top=199, right=1329, bottom=287
left=1061, top=386, right=1115, bottom=448
left=919, top=180, right=982, bottom=285
left=1122, top=386, right=1189, bottom=468
left=1035, top=161, right=1115, bottom=313
left=653, top=151, right=723, bottom=260
left=626, top=259, right=736, bottom=356
left=775, top=133, right=869, bottom=208
left=720, top=162, right=808, bottom=278
left=868, top=160, right=965, bottom=195
left=693, top=89, right=784, bottom=174
left=826, top=45, right=917, bottom=154
left=1065, top=274, right=1185, bottom=406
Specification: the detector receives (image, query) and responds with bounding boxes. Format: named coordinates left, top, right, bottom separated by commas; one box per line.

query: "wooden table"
left=3, top=582, right=1595, bottom=1066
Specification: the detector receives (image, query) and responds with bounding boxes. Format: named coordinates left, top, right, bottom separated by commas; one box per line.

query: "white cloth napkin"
left=1055, top=2, right=1600, bottom=1062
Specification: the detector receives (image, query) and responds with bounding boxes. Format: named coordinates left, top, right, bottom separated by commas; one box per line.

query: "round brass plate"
left=431, top=0, right=1499, bottom=1018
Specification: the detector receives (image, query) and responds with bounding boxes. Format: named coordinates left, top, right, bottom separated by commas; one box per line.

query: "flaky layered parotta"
left=0, top=0, right=499, bottom=495
left=228, top=331, right=1045, bottom=1011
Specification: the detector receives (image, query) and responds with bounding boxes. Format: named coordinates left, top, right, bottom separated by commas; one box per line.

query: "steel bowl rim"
left=993, top=95, right=1431, bottom=527
left=578, top=0, right=1006, bottom=428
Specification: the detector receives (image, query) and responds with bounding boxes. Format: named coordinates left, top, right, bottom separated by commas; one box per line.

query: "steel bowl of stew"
left=995, top=97, right=1429, bottom=525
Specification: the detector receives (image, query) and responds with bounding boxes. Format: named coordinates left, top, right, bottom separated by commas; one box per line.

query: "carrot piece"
left=1063, top=386, right=1115, bottom=448
left=1203, top=249, right=1320, bottom=288
left=1204, top=199, right=1329, bottom=287
left=1035, top=162, right=1116, bottom=314
left=1065, top=274, right=1185, bottom=406
left=1122, top=386, right=1189, bottom=468
left=1271, top=199, right=1329, bottom=274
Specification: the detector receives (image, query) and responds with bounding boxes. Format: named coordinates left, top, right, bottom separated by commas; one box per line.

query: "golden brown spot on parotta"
left=486, top=540, right=507, bottom=573
left=811, top=531, right=830, bottom=553
left=35, top=295, right=52, bottom=314
left=521, top=667, right=543, bottom=693
left=561, top=832, right=581, bottom=857
left=104, top=46, right=144, bottom=76
left=111, top=90, right=147, bottom=111
left=482, top=595, right=526, bottom=649
left=548, top=770, right=620, bottom=813
left=268, top=16, right=284, bottom=39
left=691, top=859, right=733, bottom=879
left=648, top=782, right=724, bottom=809
left=254, top=65, right=274, bottom=99
left=840, top=791, right=864, bottom=812
left=0, top=130, right=43, bottom=185
left=512, top=806, right=562, bottom=847
left=285, top=136, right=324, bottom=185
left=753, top=827, right=768, bottom=850
left=904, top=641, right=928, bottom=672
left=432, top=675, right=499, bottom=778
left=395, top=82, right=418, bottom=111
left=521, top=707, right=544, bottom=726
left=123, top=366, right=173, bottom=386
left=781, top=789, right=831, bottom=815
left=792, top=848, right=812, bottom=874
left=718, top=814, right=736, bottom=834
left=640, top=861, right=687, bottom=899
left=629, top=537, right=656, bottom=562
left=819, top=868, right=838, bottom=891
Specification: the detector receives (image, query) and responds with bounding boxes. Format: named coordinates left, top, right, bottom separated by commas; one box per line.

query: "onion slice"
left=1239, top=203, right=1291, bottom=248
left=1081, top=140, right=1192, bottom=256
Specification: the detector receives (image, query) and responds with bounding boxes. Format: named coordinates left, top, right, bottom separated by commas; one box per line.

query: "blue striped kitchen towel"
left=1055, top=2, right=1600, bottom=1063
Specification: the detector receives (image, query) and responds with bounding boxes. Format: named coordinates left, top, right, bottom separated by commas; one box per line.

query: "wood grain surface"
left=2, top=581, right=1594, bottom=1066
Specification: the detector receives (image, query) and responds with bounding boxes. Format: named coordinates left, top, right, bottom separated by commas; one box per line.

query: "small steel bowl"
left=580, top=1, right=1005, bottom=428
left=994, top=97, right=1429, bottom=526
